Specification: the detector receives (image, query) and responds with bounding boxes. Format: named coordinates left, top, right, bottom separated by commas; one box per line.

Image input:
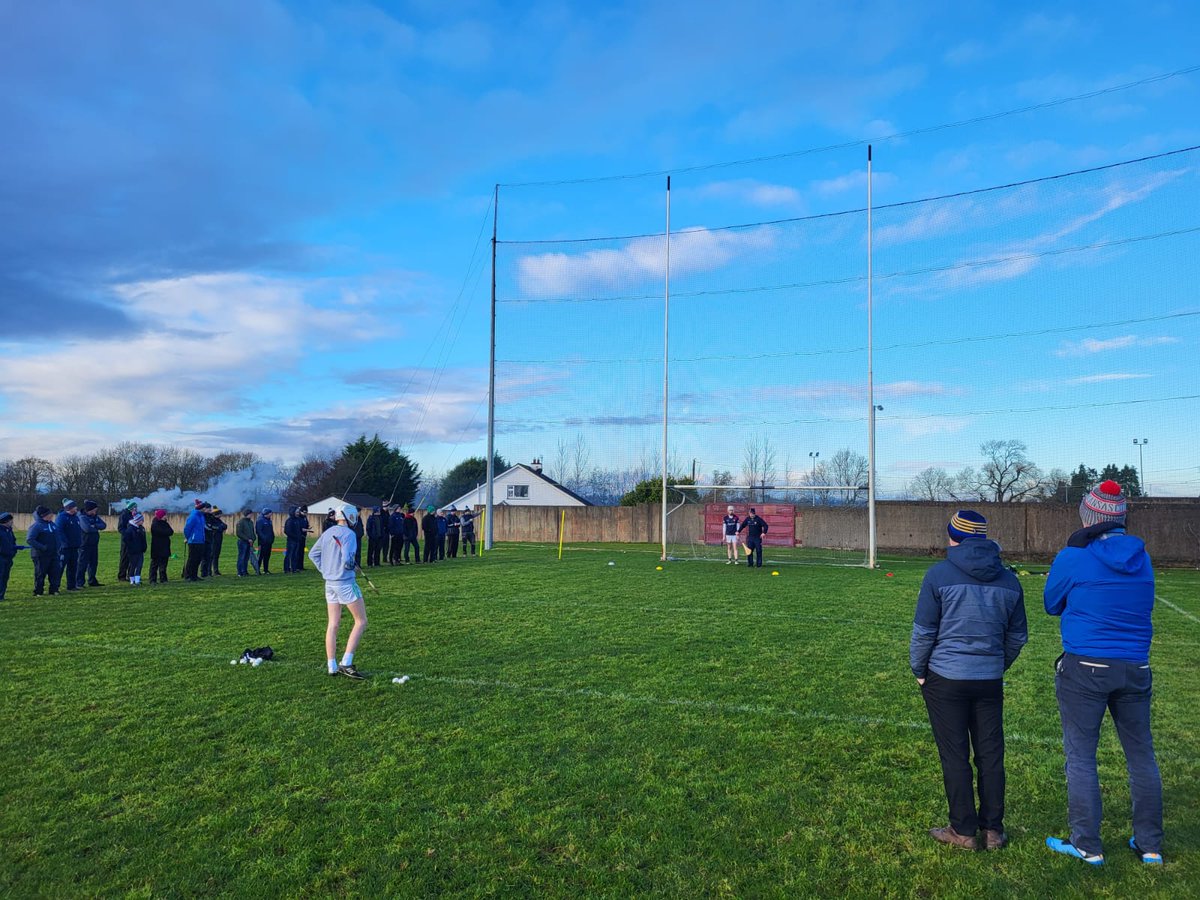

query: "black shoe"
left=89, top=581, right=103, bottom=586
left=337, top=664, right=366, bottom=680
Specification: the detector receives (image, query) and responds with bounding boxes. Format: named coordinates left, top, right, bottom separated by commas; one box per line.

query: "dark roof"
left=513, top=464, right=593, bottom=506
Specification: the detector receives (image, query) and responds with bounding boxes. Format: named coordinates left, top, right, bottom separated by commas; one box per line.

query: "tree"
left=826, top=448, right=869, bottom=505
left=909, top=467, right=955, bottom=501
left=339, top=434, right=421, bottom=505
left=1067, top=464, right=1099, bottom=504
left=439, top=455, right=508, bottom=507
left=1099, top=463, right=1143, bottom=498
left=283, top=452, right=338, bottom=505
left=966, top=439, right=1045, bottom=502
left=620, top=475, right=695, bottom=507
left=741, top=436, right=778, bottom=502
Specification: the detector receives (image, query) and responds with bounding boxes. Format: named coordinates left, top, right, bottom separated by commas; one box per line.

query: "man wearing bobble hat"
left=1044, top=481, right=1164, bottom=866
left=910, top=510, right=1027, bottom=852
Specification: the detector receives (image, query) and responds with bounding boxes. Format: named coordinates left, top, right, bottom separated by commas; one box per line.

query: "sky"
left=2, top=0, right=1198, bottom=496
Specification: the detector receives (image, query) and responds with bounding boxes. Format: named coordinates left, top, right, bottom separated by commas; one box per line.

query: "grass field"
left=2, top=535, right=1197, bottom=898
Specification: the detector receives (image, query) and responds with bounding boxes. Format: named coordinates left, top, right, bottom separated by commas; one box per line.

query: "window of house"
left=507, top=484, right=529, bottom=499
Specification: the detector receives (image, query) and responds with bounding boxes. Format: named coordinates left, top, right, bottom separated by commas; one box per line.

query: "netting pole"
left=486, top=183, right=498, bottom=550
left=867, top=146, right=878, bottom=569
left=661, top=175, right=671, bottom=562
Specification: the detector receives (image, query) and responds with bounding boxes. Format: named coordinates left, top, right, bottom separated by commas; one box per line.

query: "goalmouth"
left=664, top=484, right=874, bottom=568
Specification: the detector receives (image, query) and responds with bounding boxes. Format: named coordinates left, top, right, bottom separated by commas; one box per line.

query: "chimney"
left=531, top=458, right=542, bottom=473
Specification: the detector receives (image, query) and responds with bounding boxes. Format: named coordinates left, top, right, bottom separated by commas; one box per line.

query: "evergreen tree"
left=439, top=455, right=509, bottom=506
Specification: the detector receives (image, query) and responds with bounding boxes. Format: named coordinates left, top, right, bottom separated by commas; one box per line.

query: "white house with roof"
left=440, top=460, right=591, bottom=510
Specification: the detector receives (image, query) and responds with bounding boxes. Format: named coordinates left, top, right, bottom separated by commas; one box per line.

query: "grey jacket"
left=909, top=539, right=1028, bottom=680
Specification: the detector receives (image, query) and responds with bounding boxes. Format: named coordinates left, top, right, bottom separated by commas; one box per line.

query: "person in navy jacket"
left=722, top=505, right=741, bottom=565
left=77, top=499, right=107, bottom=587
left=0, top=511, right=26, bottom=601
left=403, top=508, right=420, bottom=562
left=122, top=511, right=148, bottom=585
left=55, top=499, right=84, bottom=591
left=910, top=510, right=1027, bottom=851
left=116, top=500, right=137, bottom=581
left=283, top=507, right=305, bottom=574
left=26, top=505, right=63, bottom=596
left=388, top=505, right=406, bottom=565
left=737, top=508, right=769, bottom=568
left=182, top=499, right=207, bottom=582
left=1043, top=481, right=1164, bottom=866
left=256, top=508, right=276, bottom=574
left=365, top=506, right=385, bottom=567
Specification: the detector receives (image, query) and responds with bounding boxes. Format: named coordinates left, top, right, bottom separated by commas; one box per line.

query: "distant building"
left=304, top=492, right=386, bottom=517
left=440, top=460, right=591, bottom=510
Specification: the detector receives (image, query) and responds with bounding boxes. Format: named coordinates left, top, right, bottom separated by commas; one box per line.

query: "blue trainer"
left=1129, top=837, right=1164, bottom=865
left=1046, top=837, right=1104, bottom=865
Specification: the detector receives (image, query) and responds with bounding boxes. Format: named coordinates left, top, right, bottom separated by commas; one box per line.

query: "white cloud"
left=1066, top=373, right=1152, bottom=385
left=763, top=380, right=958, bottom=402
left=515, top=225, right=776, bottom=298
left=693, top=179, right=803, bottom=208
left=1055, top=335, right=1179, bottom=357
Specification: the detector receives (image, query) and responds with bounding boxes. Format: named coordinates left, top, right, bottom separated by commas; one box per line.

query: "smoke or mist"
left=118, top=463, right=286, bottom=513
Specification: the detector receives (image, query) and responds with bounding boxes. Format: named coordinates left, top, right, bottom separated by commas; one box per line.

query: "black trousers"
left=447, top=532, right=459, bottom=558
left=423, top=537, right=436, bottom=562
left=77, top=542, right=100, bottom=585
left=367, top=538, right=382, bottom=567
left=149, top=553, right=169, bottom=583
left=461, top=533, right=475, bottom=555
left=60, top=547, right=81, bottom=589
left=436, top=535, right=446, bottom=559
left=117, top=541, right=130, bottom=580
left=184, top=543, right=206, bottom=580
left=34, top=555, right=63, bottom=595
left=388, top=534, right=403, bottom=564
left=258, top=541, right=273, bottom=573
left=921, top=671, right=1005, bottom=835
left=0, top=556, right=12, bottom=600
left=744, top=537, right=763, bottom=567
left=212, top=535, right=224, bottom=574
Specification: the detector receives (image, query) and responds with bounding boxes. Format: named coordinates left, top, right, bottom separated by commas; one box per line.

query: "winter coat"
left=55, top=510, right=84, bottom=549
left=283, top=514, right=305, bottom=541
left=436, top=516, right=448, bottom=537
left=26, top=519, right=60, bottom=559
left=421, top=513, right=439, bottom=538
left=255, top=515, right=275, bottom=545
left=118, top=508, right=135, bottom=533
left=236, top=517, right=256, bottom=544
left=150, top=518, right=174, bottom=557
left=0, top=525, right=18, bottom=560
left=389, top=511, right=406, bottom=537
left=79, top=512, right=107, bottom=546
left=122, top=523, right=148, bottom=555
left=366, top=513, right=386, bottom=539
left=910, top=539, right=1028, bottom=681
left=183, top=509, right=207, bottom=545
left=446, top=513, right=461, bottom=535
left=460, top=513, right=475, bottom=536
left=738, top=515, right=769, bottom=540
left=308, top=524, right=357, bottom=583
left=404, top=514, right=418, bottom=539
left=1045, top=524, right=1154, bottom=663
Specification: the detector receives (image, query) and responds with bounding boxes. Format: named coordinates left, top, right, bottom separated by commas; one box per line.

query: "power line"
left=500, top=64, right=1200, bottom=188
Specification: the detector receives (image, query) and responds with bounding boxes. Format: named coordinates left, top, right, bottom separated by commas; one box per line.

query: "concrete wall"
left=489, top=500, right=1200, bottom=565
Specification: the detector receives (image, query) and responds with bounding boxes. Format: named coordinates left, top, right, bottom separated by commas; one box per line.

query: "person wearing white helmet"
left=308, top=504, right=367, bottom=680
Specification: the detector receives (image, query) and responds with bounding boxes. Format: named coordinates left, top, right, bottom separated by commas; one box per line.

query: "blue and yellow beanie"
left=947, top=509, right=988, bottom=542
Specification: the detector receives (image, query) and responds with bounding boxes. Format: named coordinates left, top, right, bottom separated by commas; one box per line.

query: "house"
left=303, top=492, right=386, bottom=517
left=440, top=460, right=592, bottom=510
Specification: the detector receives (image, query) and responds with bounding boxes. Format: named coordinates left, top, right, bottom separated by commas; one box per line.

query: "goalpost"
left=664, top=484, right=872, bottom=567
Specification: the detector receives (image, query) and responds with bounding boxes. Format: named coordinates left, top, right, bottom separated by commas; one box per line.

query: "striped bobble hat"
left=1080, top=479, right=1126, bottom=527
left=947, top=509, right=988, bottom=542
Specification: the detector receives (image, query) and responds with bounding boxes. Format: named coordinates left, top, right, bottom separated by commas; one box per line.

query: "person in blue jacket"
left=365, top=506, right=385, bottom=567
left=26, top=505, right=63, bottom=596
left=182, top=499, right=208, bottom=582
left=0, top=511, right=27, bottom=601
left=283, top=507, right=305, bottom=574
left=256, top=508, right=276, bottom=574
left=55, top=499, right=84, bottom=591
left=1044, top=481, right=1164, bottom=866
left=77, top=499, right=107, bottom=587
left=910, top=510, right=1027, bottom=852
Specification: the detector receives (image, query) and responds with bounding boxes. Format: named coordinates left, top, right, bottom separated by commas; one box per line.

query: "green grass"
left=1, top=535, right=1197, bottom=897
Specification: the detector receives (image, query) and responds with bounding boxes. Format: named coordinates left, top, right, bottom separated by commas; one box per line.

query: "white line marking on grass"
left=1158, top=595, right=1200, bottom=625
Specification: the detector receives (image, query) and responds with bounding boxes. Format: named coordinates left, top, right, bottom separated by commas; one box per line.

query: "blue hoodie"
left=1044, top=526, right=1154, bottom=663
left=79, top=512, right=107, bottom=546
left=910, top=539, right=1028, bottom=680
left=184, top=508, right=207, bottom=545
left=55, top=510, right=83, bottom=549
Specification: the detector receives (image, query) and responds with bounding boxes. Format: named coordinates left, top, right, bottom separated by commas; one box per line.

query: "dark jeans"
left=149, top=554, right=169, bottom=583
left=462, top=533, right=475, bottom=556
left=404, top=536, right=420, bottom=562
left=367, top=538, right=382, bottom=567
left=284, top=537, right=301, bottom=573
left=1055, top=652, right=1163, bottom=855
left=184, top=542, right=206, bottom=580
left=0, top=556, right=11, bottom=600
left=258, top=541, right=273, bottom=573
left=34, top=555, right=63, bottom=595
left=921, top=670, right=1005, bottom=836
left=744, top=537, right=763, bottom=567
left=436, top=535, right=446, bottom=559
left=61, top=547, right=81, bottom=589
left=236, top=539, right=256, bottom=576
left=77, top=542, right=100, bottom=585
left=127, top=552, right=144, bottom=579
left=201, top=540, right=215, bottom=577
left=389, top=534, right=403, bottom=564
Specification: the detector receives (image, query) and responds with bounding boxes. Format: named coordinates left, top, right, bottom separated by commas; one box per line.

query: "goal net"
left=665, top=485, right=870, bottom=567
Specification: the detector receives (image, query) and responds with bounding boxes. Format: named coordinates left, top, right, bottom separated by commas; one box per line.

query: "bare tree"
left=908, top=466, right=955, bottom=501
left=568, top=434, right=591, bottom=492
left=742, top=436, right=778, bottom=502
left=976, top=439, right=1044, bottom=502
left=801, top=461, right=833, bottom=506
left=827, top=448, right=869, bottom=504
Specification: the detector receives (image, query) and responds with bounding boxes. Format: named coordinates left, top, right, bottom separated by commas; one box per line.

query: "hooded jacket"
left=1044, top=525, right=1154, bottom=663
left=403, top=513, right=418, bottom=539
left=255, top=514, right=275, bottom=545
left=79, top=511, right=107, bottom=546
left=0, top=524, right=17, bottom=560
left=366, top=511, right=386, bottom=539
left=184, top=508, right=207, bottom=545
left=26, top=518, right=61, bottom=559
left=236, top=516, right=256, bottom=544
left=150, top=517, right=174, bottom=557
left=283, top=511, right=305, bottom=541
left=910, top=539, right=1028, bottom=681
left=307, top=524, right=357, bottom=583
left=122, top=522, right=148, bottom=555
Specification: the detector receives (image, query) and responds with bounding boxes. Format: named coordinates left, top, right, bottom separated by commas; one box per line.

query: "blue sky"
left=2, top=1, right=1198, bottom=495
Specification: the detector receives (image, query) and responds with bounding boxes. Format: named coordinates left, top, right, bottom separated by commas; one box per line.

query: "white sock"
left=341, top=651, right=354, bottom=666
left=327, top=658, right=338, bottom=674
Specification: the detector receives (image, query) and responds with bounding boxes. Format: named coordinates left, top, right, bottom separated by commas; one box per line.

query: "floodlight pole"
left=486, top=184, right=498, bottom=550
left=661, top=175, right=671, bottom=562
left=867, top=145, right=878, bottom=569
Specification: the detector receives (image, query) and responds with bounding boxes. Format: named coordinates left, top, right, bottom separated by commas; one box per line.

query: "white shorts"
left=324, top=580, right=363, bottom=605
left=725, top=533, right=739, bottom=545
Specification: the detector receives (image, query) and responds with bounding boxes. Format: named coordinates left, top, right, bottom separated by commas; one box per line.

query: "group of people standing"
left=720, top=506, right=770, bottom=568
left=363, top=504, right=476, bottom=568
left=910, top=481, right=1164, bottom=865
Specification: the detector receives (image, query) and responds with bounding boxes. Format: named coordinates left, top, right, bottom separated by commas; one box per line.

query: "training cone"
left=885, top=572, right=894, bottom=577
left=655, top=565, right=663, bottom=571
left=771, top=571, right=779, bottom=576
